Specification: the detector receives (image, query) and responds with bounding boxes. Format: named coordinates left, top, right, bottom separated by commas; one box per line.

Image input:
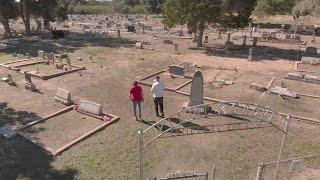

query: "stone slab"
left=78, top=100, right=102, bottom=116
left=55, top=88, right=72, bottom=105
left=169, top=65, right=185, bottom=76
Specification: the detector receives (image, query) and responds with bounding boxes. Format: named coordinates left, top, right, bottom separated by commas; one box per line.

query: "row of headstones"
left=55, top=88, right=103, bottom=116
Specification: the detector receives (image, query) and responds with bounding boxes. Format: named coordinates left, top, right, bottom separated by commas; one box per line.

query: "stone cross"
left=188, top=71, right=204, bottom=107
left=248, top=48, right=253, bottom=61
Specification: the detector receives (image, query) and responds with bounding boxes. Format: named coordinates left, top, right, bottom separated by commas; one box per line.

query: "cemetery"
left=0, top=1, right=320, bottom=179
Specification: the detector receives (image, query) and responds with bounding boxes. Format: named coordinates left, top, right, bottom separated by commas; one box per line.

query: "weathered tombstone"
left=66, top=57, right=72, bottom=70
left=78, top=100, right=102, bottom=116
left=169, top=65, right=184, bottom=76
left=117, top=29, right=121, bottom=38
left=281, top=24, right=285, bottom=33
left=248, top=48, right=253, bottom=61
left=24, top=73, right=36, bottom=92
left=253, top=37, right=258, bottom=47
left=7, top=74, right=16, bottom=86
left=135, top=42, right=143, bottom=49
left=204, top=35, right=209, bottom=43
left=305, top=46, right=318, bottom=57
left=55, top=88, right=72, bottom=105
left=188, top=71, right=204, bottom=106
left=290, top=159, right=303, bottom=172
left=242, top=35, right=247, bottom=47
left=177, top=30, right=183, bottom=36
left=218, top=29, right=222, bottom=39
left=38, top=50, right=44, bottom=59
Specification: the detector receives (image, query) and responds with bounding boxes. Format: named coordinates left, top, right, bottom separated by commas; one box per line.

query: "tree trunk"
left=36, top=18, right=42, bottom=30
left=197, top=23, right=205, bottom=47
left=22, top=0, right=31, bottom=36
left=0, top=17, right=11, bottom=35
left=43, top=18, right=50, bottom=30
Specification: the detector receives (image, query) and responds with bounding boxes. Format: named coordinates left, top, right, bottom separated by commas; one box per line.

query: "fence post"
left=256, top=163, right=264, bottom=180
left=139, top=127, right=144, bottom=180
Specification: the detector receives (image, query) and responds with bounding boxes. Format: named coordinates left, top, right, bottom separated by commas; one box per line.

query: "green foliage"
left=0, top=0, right=18, bottom=19
left=74, top=4, right=110, bottom=14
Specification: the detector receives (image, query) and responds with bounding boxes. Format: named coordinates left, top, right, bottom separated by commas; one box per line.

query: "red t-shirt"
left=130, top=86, right=143, bottom=101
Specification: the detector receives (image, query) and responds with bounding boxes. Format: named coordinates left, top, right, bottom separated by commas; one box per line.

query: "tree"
left=293, top=0, right=320, bottom=16
left=18, top=0, right=32, bottom=36
left=163, top=0, right=221, bottom=47
left=0, top=0, right=17, bottom=35
left=163, top=0, right=256, bottom=47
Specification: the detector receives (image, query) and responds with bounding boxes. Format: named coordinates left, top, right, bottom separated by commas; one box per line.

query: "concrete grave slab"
left=55, top=88, right=72, bottom=105
left=169, top=65, right=185, bottom=77
left=78, top=100, right=103, bottom=116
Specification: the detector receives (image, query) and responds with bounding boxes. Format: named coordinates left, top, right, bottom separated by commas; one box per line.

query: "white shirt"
left=151, top=80, right=165, bottom=98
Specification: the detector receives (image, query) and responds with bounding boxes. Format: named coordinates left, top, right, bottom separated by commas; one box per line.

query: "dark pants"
left=153, top=97, right=164, bottom=115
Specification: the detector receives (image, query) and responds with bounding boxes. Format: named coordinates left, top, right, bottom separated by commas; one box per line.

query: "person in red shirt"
left=130, top=81, right=143, bottom=121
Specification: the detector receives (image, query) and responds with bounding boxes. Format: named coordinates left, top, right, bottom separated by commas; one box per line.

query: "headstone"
left=66, top=57, right=72, bottom=70
left=301, top=56, right=320, bottom=64
left=24, top=73, right=36, bottom=92
left=218, top=29, right=222, bottom=39
left=250, top=82, right=267, bottom=92
left=281, top=24, right=285, bottom=33
left=253, top=37, right=258, bottom=47
left=38, top=50, right=44, bottom=59
left=169, top=65, right=184, bottom=76
left=117, top=29, right=121, bottom=38
left=290, top=159, right=303, bottom=172
left=55, top=88, right=72, bottom=105
left=135, top=42, right=143, bottom=49
left=78, top=100, right=103, bottom=116
left=248, top=48, right=253, bottom=61
left=305, top=46, right=317, bottom=57
left=177, top=30, right=183, bottom=36
left=242, top=35, right=247, bottom=47
left=204, top=35, right=209, bottom=43
left=248, top=22, right=252, bottom=29
left=269, top=86, right=297, bottom=98
left=188, top=71, right=204, bottom=106
left=0, top=127, right=17, bottom=138
left=7, top=74, right=15, bottom=86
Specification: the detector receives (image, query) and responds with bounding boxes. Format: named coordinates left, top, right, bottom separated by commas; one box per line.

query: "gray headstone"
left=135, top=42, right=143, bottom=49
left=301, top=56, right=320, bottom=64
left=169, top=65, right=184, bottom=76
left=78, top=100, right=102, bottom=116
left=305, top=46, right=317, bottom=57
left=248, top=48, right=253, bottom=61
left=188, top=71, right=204, bottom=106
left=204, top=35, right=209, bottom=43
left=55, top=88, right=72, bottom=105
left=290, top=159, right=303, bottom=172
left=253, top=37, right=258, bottom=47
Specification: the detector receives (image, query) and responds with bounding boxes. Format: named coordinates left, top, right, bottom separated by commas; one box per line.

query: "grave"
left=269, top=86, right=297, bottom=98
left=24, top=73, right=36, bottom=92
left=55, top=88, right=72, bottom=105
left=301, top=56, right=320, bottom=64
left=7, top=74, right=16, bottom=86
left=169, top=65, right=185, bottom=77
left=253, top=37, right=258, bottom=47
left=135, top=42, right=143, bottom=49
left=78, top=100, right=103, bottom=116
left=203, top=35, right=209, bottom=43
left=250, top=82, right=267, bottom=92
left=305, top=45, right=318, bottom=57
left=248, top=48, right=253, bottom=61
left=286, top=72, right=320, bottom=84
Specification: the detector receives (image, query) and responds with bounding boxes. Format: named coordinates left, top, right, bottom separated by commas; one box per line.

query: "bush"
left=74, top=5, right=110, bottom=15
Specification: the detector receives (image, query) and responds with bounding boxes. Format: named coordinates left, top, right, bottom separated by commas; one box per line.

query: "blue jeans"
left=132, top=101, right=142, bottom=118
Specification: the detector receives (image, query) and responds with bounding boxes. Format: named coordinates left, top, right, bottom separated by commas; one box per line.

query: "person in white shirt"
left=151, top=76, right=165, bottom=117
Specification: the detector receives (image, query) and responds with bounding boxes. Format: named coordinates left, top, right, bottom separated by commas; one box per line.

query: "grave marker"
left=204, top=35, right=209, bottom=43
left=169, top=65, right=184, bottom=76
left=248, top=48, right=253, bottom=61
left=24, top=73, right=36, bottom=92
left=188, top=71, right=204, bottom=106
left=242, top=35, right=247, bottom=47
left=55, top=88, right=72, bottom=105
left=78, top=100, right=103, bottom=116
left=290, top=159, right=303, bottom=172
left=253, top=37, right=258, bottom=47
